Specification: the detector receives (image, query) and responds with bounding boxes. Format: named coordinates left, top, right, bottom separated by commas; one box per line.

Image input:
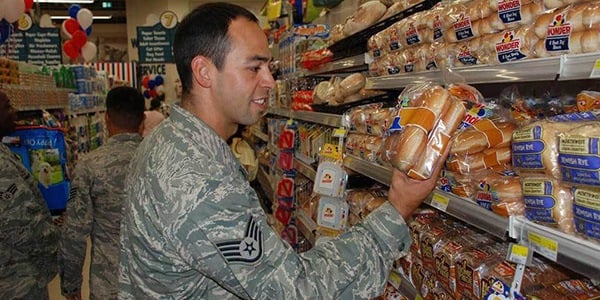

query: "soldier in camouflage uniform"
left=0, top=91, right=59, bottom=299
left=60, top=87, right=144, bottom=300
left=119, top=3, right=444, bottom=299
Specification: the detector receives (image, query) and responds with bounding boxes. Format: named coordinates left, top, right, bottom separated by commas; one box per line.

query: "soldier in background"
left=119, top=3, right=444, bottom=299
left=0, top=90, right=59, bottom=299
left=60, top=86, right=144, bottom=300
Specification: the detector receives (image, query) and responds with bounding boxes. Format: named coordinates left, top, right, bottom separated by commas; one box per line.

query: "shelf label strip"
left=527, top=231, right=558, bottom=262
left=430, top=192, right=449, bottom=212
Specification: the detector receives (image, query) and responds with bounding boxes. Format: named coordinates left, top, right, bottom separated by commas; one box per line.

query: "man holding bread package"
left=119, top=3, right=447, bottom=299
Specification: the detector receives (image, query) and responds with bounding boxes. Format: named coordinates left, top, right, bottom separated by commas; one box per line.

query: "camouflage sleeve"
left=60, top=162, right=93, bottom=295
left=170, top=175, right=410, bottom=299
left=0, top=152, right=58, bottom=288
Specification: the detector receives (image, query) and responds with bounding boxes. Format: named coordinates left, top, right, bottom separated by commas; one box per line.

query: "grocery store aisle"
left=48, top=238, right=91, bottom=300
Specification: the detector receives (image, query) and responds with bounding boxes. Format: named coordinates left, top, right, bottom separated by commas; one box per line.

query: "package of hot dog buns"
left=381, top=83, right=467, bottom=180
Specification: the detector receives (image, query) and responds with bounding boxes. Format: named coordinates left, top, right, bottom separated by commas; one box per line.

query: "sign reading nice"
left=0, top=0, right=33, bottom=44
left=61, top=4, right=97, bottom=62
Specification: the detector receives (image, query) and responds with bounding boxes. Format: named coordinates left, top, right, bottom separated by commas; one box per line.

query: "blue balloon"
left=143, top=90, right=151, bottom=99
left=69, top=4, right=81, bottom=18
left=154, top=75, right=164, bottom=86
left=85, top=26, right=92, bottom=36
left=0, top=20, right=11, bottom=45
left=148, top=80, right=156, bottom=89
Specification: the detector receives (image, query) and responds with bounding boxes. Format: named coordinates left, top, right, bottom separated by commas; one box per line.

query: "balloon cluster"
left=141, top=74, right=165, bottom=99
left=0, top=0, right=33, bottom=44
left=61, top=4, right=97, bottom=62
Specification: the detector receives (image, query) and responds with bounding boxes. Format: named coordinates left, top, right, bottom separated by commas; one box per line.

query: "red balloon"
left=141, top=76, right=150, bottom=89
left=149, top=89, right=157, bottom=98
left=24, top=0, right=34, bottom=12
left=71, top=30, right=87, bottom=48
left=63, top=40, right=79, bottom=60
left=63, top=18, right=80, bottom=35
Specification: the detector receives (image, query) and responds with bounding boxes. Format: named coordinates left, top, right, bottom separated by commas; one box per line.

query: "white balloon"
left=81, top=41, right=97, bottom=62
left=39, top=14, right=53, bottom=28
left=77, top=8, right=93, bottom=30
left=61, top=20, right=72, bottom=39
left=145, top=13, right=159, bottom=26
left=4, top=0, right=25, bottom=23
left=156, top=85, right=165, bottom=95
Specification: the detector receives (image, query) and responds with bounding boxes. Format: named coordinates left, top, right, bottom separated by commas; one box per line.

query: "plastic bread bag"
left=576, top=90, right=600, bottom=112
left=558, top=122, right=600, bottom=188
left=447, top=146, right=512, bottom=174
left=450, top=120, right=515, bottom=155
left=383, top=85, right=452, bottom=175
left=521, top=174, right=575, bottom=233
left=572, top=186, right=600, bottom=241
left=512, top=116, right=600, bottom=179
left=472, top=168, right=524, bottom=216
left=527, top=279, right=600, bottom=300
left=454, top=243, right=507, bottom=299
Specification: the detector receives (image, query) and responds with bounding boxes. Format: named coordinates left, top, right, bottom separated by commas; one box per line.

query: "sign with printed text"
left=7, top=22, right=61, bottom=65
left=137, top=11, right=178, bottom=63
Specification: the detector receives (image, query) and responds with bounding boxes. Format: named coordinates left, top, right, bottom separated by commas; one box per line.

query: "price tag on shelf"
left=506, top=243, right=532, bottom=266
left=333, top=128, right=347, bottom=138
left=528, top=231, right=558, bottom=262
left=590, top=59, right=600, bottom=78
left=388, top=271, right=402, bottom=289
left=430, top=192, right=449, bottom=212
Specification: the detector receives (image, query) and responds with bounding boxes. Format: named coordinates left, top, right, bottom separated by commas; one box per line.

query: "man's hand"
left=387, top=145, right=450, bottom=220
left=65, top=291, right=82, bottom=300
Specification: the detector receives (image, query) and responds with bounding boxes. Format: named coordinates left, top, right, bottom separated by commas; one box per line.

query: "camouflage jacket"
left=60, top=133, right=141, bottom=299
left=119, top=105, right=411, bottom=299
left=0, top=143, right=58, bottom=298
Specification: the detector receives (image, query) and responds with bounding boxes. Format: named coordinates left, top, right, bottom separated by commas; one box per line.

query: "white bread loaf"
left=339, top=73, right=366, bottom=98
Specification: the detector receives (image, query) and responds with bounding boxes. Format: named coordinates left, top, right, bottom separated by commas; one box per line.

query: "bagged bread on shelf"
left=558, top=122, right=600, bottom=188
left=576, top=90, right=600, bottom=112
left=343, top=1, right=387, bottom=36
left=450, top=120, right=515, bottom=154
left=472, top=169, right=525, bottom=216
left=454, top=244, right=507, bottom=299
left=408, top=209, right=439, bottom=257
left=339, top=73, right=366, bottom=98
left=521, top=175, right=575, bottom=233
left=448, top=146, right=513, bottom=174
left=572, top=186, right=600, bottom=241
left=512, top=116, right=599, bottom=179
left=527, top=279, right=600, bottom=299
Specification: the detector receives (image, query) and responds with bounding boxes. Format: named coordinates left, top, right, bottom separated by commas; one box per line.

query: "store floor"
left=48, top=238, right=91, bottom=299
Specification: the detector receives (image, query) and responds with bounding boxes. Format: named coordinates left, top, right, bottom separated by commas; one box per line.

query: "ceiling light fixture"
left=35, top=0, right=95, bottom=3
left=51, top=15, right=113, bottom=20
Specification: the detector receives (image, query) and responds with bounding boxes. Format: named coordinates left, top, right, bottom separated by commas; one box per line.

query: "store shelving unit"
left=267, top=108, right=342, bottom=127
left=294, top=158, right=316, bottom=181
left=510, top=216, right=600, bottom=281
left=296, top=209, right=317, bottom=246
left=343, top=154, right=509, bottom=240
left=257, top=166, right=273, bottom=203
left=66, top=106, right=105, bottom=115
left=366, top=53, right=599, bottom=90
left=298, top=54, right=367, bottom=77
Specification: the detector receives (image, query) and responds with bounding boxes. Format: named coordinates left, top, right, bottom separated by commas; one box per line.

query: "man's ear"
left=191, top=56, right=213, bottom=88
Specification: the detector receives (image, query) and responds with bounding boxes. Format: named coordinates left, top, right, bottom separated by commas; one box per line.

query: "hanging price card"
left=591, top=59, right=600, bottom=78
left=506, top=243, right=531, bottom=266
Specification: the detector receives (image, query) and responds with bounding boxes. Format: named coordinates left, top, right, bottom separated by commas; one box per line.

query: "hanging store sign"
left=7, top=16, right=62, bottom=66
left=136, top=11, right=178, bottom=63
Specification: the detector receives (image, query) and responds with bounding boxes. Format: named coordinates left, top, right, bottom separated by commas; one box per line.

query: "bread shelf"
left=298, top=54, right=367, bottom=77
left=343, top=154, right=509, bottom=240
left=267, top=108, right=342, bottom=127
left=294, top=158, right=316, bottom=181
left=365, top=52, right=600, bottom=90
left=510, top=216, right=600, bottom=281
left=389, top=271, right=421, bottom=300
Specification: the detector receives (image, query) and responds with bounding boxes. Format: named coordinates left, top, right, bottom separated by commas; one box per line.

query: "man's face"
left=212, top=18, right=275, bottom=128
left=0, top=93, right=16, bottom=137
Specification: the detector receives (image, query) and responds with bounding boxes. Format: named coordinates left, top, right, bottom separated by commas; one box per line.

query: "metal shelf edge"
left=257, top=167, right=273, bottom=202
left=426, top=189, right=509, bottom=240
left=267, top=108, right=342, bottom=127
left=343, top=154, right=392, bottom=186
left=294, top=158, right=316, bottom=181
left=296, top=210, right=317, bottom=246
left=511, top=216, right=600, bottom=281
left=252, top=128, right=269, bottom=142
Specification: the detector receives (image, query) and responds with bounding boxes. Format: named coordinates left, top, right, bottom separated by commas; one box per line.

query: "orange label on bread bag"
left=400, top=107, right=436, bottom=133
left=473, top=119, right=503, bottom=147
left=483, top=150, right=502, bottom=168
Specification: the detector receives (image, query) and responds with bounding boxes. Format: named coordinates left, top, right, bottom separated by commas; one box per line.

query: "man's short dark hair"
left=106, top=86, right=145, bottom=130
left=173, top=2, right=258, bottom=97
